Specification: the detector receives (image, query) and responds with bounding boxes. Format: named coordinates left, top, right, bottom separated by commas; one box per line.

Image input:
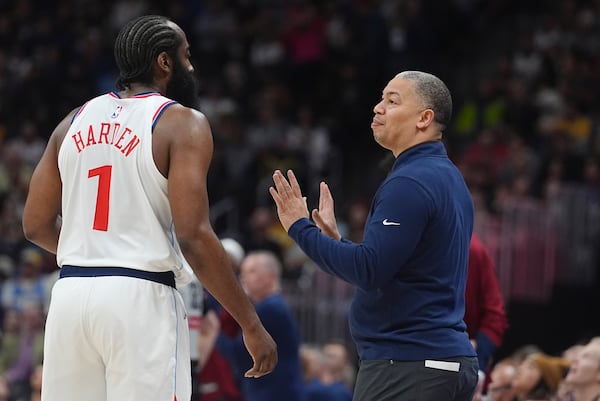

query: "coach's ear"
left=416, top=109, right=435, bottom=130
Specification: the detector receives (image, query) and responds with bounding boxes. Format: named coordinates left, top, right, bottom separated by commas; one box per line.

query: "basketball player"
left=22, top=15, right=277, bottom=401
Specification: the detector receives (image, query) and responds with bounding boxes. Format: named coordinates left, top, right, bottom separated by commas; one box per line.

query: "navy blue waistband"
left=60, top=265, right=175, bottom=288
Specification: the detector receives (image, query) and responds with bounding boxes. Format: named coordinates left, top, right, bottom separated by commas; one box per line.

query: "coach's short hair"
left=396, top=71, right=452, bottom=132
left=114, top=15, right=181, bottom=90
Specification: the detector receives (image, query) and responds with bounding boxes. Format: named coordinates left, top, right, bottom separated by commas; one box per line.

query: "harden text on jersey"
left=71, top=122, right=140, bottom=156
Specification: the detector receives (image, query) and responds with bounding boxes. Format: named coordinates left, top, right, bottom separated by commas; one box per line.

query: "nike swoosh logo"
left=382, top=219, right=401, bottom=226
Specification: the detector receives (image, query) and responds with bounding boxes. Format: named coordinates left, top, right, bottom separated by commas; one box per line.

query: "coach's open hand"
left=311, top=181, right=342, bottom=241
left=269, top=170, right=309, bottom=231
left=270, top=170, right=342, bottom=241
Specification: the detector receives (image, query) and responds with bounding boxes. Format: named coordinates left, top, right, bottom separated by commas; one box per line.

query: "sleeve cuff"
left=475, top=331, right=497, bottom=371
left=288, top=217, right=316, bottom=241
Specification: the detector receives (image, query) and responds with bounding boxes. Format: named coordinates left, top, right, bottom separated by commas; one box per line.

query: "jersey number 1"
left=88, top=165, right=112, bottom=231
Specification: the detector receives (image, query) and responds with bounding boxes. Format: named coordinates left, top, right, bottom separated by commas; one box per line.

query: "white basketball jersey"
left=57, top=92, right=194, bottom=286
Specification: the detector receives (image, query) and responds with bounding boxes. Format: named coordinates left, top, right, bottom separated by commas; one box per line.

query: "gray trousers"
left=353, top=357, right=478, bottom=401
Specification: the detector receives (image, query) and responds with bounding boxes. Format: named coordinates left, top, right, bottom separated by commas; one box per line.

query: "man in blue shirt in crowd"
left=217, top=250, right=306, bottom=401
left=270, top=70, right=478, bottom=401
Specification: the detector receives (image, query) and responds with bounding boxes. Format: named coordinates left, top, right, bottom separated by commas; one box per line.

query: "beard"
left=166, top=58, right=199, bottom=109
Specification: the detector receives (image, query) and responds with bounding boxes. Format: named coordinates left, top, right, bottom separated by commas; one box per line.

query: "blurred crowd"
left=1, top=0, right=600, bottom=400
left=479, top=338, right=600, bottom=401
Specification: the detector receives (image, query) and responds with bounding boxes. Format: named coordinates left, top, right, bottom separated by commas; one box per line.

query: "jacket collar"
left=392, top=141, right=447, bottom=170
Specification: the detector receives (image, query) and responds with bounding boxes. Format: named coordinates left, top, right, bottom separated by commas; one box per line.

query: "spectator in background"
left=562, top=339, right=600, bottom=401
left=301, top=343, right=351, bottom=401
left=464, top=233, right=509, bottom=399
left=0, top=308, right=21, bottom=374
left=511, top=352, right=570, bottom=401
left=197, top=237, right=247, bottom=401
left=511, top=344, right=544, bottom=364
left=214, top=237, right=247, bottom=337
left=197, top=310, right=243, bottom=401
left=486, top=357, right=518, bottom=401
left=0, top=304, right=44, bottom=400
left=0, top=375, right=11, bottom=401
left=282, top=1, right=327, bottom=105
left=1, top=248, right=49, bottom=313
left=245, top=207, right=286, bottom=262
left=0, top=255, right=14, bottom=325
left=219, top=250, right=306, bottom=401
left=301, top=344, right=329, bottom=400
left=5, top=120, right=46, bottom=169
left=561, top=343, right=585, bottom=365
left=284, top=105, right=332, bottom=201
left=26, top=363, right=43, bottom=401
left=337, top=198, right=371, bottom=243
left=0, top=190, right=28, bottom=254
left=321, top=340, right=354, bottom=400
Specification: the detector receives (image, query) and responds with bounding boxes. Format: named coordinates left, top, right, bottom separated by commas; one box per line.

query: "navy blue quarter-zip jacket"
left=288, top=141, right=476, bottom=361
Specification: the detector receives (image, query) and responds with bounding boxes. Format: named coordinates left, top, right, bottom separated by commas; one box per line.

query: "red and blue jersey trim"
left=134, top=92, right=162, bottom=98
left=109, top=91, right=162, bottom=99
left=151, top=100, right=177, bottom=131
left=70, top=101, right=90, bottom=125
left=74, top=93, right=176, bottom=130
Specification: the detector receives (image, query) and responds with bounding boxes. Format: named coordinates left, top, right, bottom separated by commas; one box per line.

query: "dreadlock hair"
left=114, top=15, right=182, bottom=90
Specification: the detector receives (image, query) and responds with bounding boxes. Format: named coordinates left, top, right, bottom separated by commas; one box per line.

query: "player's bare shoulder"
left=155, top=104, right=211, bottom=144
left=51, top=107, right=81, bottom=154
left=152, top=104, right=213, bottom=177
